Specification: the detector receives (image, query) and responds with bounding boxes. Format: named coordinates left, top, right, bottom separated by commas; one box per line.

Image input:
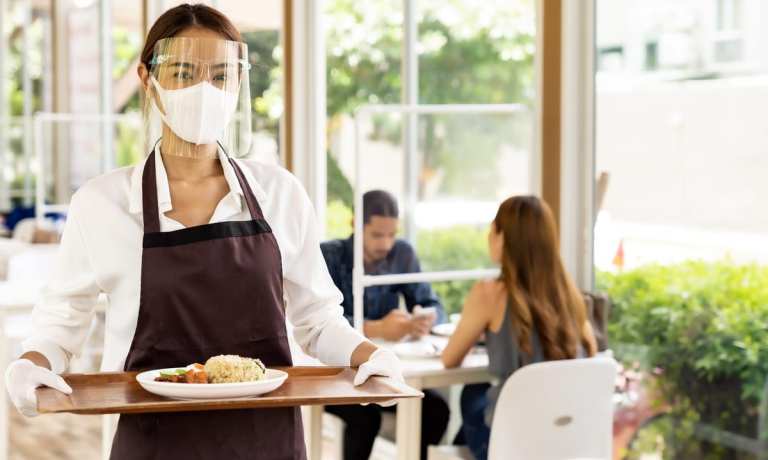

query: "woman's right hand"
left=5, top=359, right=72, bottom=417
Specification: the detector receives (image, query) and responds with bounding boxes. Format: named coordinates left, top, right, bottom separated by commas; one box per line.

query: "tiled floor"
left=9, top=411, right=101, bottom=460
left=8, top=410, right=395, bottom=460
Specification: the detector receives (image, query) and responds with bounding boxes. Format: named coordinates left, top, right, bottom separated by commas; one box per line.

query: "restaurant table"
left=306, top=335, right=491, bottom=460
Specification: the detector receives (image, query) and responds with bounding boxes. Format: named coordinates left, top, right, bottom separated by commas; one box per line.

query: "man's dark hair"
left=363, top=190, right=399, bottom=224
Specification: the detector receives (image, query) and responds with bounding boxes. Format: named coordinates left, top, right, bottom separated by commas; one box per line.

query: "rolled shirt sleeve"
left=283, top=184, right=367, bottom=366
left=21, top=191, right=101, bottom=373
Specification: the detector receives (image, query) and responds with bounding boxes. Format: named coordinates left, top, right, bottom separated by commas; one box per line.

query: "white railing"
left=363, top=269, right=500, bottom=287
left=351, top=104, right=530, bottom=331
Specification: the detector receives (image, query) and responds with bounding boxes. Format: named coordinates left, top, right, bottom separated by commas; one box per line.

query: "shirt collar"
left=128, top=143, right=266, bottom=215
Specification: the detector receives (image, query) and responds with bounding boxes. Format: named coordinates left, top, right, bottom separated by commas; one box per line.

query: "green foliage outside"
left=327, top=152, right=353, bottom=209
left=115, top=123, right=143, bottom=168
left=242, top=30, right=282, bottom=137
left=324, top=0, right=535, bottom=201
left=598, top=261, right=768, bottom=459
left=325, top=199, right=353, bottom=240
left=416, top=224, right=492, bottom=313
left=112, top=28, right=142, bottom=80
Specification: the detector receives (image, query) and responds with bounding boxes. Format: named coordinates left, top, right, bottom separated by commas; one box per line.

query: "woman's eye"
left=213, top=74, right=228, bottom=81
left=174, top=71, right=193, bottom=80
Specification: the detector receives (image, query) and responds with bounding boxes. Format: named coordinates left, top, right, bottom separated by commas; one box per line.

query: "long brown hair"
left=494, top=195, right=597, bottom=360
left=140, top=3, right=242, bottom=70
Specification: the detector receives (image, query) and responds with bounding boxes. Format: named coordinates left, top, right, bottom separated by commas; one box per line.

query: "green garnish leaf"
left=159, top=368, right=186, bottom=377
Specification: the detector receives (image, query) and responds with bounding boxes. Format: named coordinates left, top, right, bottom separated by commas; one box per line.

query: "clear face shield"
left=144, top=37, right=252, bottom=158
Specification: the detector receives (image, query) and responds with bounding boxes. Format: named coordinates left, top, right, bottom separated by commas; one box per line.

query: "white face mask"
left=150, top=75, right=239, bottom=145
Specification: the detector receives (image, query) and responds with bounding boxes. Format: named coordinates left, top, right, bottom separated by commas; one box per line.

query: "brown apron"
left=110, top=152, right=306, bottom=460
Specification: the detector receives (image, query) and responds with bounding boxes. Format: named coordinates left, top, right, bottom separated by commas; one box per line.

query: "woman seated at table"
left=441, top=195, right=597, bottom=460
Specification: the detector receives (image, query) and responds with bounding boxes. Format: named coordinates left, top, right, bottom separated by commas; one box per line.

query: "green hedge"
left=416, top=225, right=492, bottom=315
left=598, top=261, right=768, bottom=457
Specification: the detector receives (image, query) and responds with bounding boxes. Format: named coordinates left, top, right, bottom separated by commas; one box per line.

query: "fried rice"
left=204, top=355, right=266, bottom=383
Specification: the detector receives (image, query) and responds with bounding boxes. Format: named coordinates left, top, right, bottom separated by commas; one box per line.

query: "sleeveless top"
left=483, top=300, right=585, bottom=426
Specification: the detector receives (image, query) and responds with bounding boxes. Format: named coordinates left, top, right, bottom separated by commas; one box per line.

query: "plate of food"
left=392, top=340, right=443, bottom=359
left=136, top=355, right=288, bottom=400
left=431, top=322, right=456, bottom=337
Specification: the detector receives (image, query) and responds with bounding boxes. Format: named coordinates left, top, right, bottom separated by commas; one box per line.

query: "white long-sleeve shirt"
left=23, top=146, right=366, bottom=373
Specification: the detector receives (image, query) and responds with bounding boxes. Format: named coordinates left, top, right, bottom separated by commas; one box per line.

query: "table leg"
left=446, top=384, right=463, bottom=443
left=308, top=405, right=323, bottom=460
left=397, top=383, right=423, bottom=460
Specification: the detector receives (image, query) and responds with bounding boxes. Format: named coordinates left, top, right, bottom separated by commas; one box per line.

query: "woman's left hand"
left=353, top=348, right=404, bottom=386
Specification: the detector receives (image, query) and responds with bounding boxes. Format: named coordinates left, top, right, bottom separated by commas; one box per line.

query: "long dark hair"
left=140, top=3, right=242, bottom=70
left=494, top=195, right=597, bottom=360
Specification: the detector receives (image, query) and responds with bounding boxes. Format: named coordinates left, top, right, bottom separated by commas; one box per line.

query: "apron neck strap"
left=141, top=151, right=266, bottom=234
left=227, top=157, right=265, bottom=220
left=142, top=152, right=161, bottom=234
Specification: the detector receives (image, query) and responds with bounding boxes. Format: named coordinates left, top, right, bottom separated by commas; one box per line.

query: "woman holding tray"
left=4, top=4, right=402, bottom=459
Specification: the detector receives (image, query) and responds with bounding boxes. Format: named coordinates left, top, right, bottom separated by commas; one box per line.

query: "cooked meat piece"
left=181, top=367, right=208, bottom=384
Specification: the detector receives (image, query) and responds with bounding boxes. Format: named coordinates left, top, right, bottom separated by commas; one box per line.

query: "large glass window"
left=595, top=1, right=768, bottom=457
left=323, top=0, right=536, bottom=315
left=4, top=0, right=285, bottom=211
left=216, top=0, right=284, bottom=164
left=1, top=1, right=52, bottom=209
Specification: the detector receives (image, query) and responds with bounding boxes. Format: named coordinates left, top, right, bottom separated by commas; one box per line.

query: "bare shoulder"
left=473, top=278, right=504, bottom=297
left=467, top=279, right=505, bottom=311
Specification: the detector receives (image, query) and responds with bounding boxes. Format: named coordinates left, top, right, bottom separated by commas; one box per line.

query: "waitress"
left=4, top=4, right=401, bottom=459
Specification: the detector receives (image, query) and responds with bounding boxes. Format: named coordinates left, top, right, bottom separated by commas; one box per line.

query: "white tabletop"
left=375, top=335, right=490, bottom=383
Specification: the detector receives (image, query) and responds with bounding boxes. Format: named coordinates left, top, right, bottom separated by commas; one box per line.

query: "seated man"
left=321, top=190, right=449, bottom=460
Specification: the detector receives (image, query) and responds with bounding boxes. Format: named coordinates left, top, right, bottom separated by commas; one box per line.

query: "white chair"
left=429, top=357, right=617, bottom=460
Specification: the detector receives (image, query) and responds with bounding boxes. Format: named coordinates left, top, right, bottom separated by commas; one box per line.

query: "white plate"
left=392, top=341, right=442, bottom=359
left=136, top=368, right=288, bottom=400
left=431, top=322, right=456, bottom=337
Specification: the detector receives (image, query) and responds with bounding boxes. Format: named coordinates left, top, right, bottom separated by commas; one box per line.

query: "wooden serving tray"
left=36, top=366, right=422, bottom=415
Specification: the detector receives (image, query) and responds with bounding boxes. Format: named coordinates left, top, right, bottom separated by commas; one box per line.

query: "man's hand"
left=364, top=309, right=413, bottom=341
left=409, top=305, right=437, bottom=339
left=409, top=315, right=434, bottom=338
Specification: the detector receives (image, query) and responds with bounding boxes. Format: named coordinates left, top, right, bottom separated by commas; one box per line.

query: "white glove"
left=353, top=348, right=404, bottom=387
left=354, top=348, right=404, bottom=386
left=5, top=359, right=72, bottom=417
left=354, top=348, right=405, bottom=407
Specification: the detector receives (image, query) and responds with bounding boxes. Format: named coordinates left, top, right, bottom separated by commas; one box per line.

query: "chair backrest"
left=583, top=292, right=611, bottom=351
left=487, top=357, right=617, bottom=460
